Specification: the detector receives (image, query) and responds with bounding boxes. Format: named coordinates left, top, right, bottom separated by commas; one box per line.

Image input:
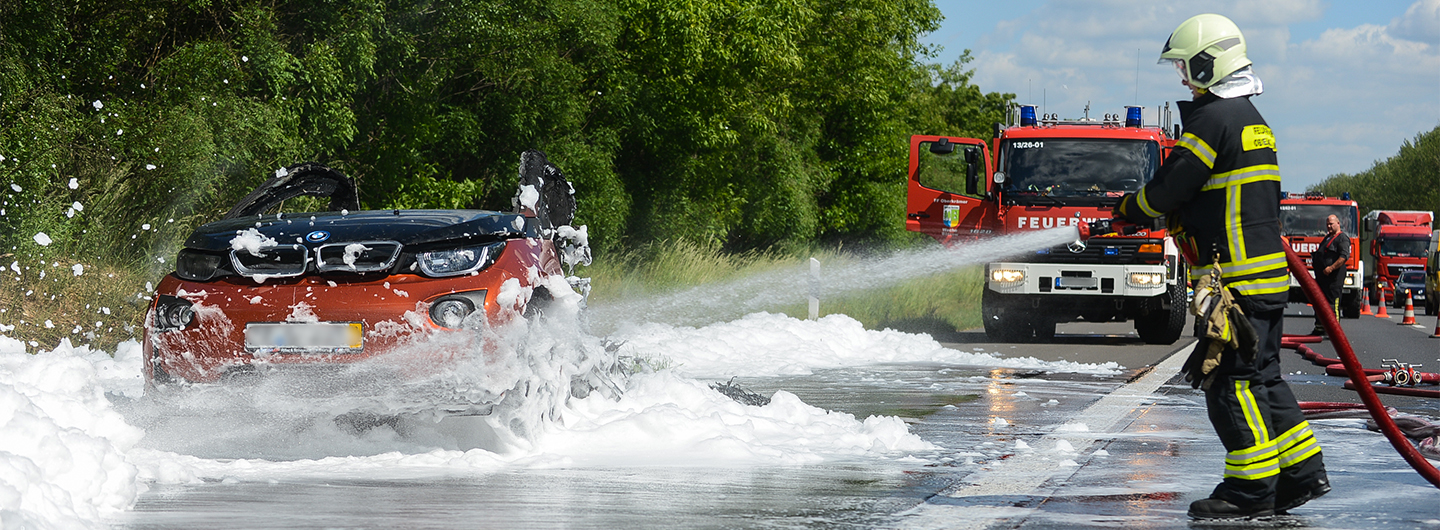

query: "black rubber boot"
left=1275, top=478, right=1331, bottom=514
left=1187, top=497, right=1275, bottom=519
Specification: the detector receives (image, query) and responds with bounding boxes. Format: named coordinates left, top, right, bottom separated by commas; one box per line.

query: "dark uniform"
left=1312, top=229, right=1350, bottom=326
left=1116, top=92, right=1327, bottom=509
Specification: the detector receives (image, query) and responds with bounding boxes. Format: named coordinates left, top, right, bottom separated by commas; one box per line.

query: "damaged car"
left=142, top=150, right=593, bottom=416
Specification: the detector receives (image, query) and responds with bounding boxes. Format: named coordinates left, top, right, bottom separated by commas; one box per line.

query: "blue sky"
left=921, top=0, right=1440, bottom=191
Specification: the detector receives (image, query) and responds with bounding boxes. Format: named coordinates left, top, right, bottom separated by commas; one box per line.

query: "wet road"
left=110, top=305, right=1439, bottom=529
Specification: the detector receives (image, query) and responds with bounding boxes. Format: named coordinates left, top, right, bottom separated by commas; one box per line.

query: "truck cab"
left=906, top=105, right=1187, bottom=344
left=1363, top=210, right=1434, bottom=307
left=1279, top=192, right=1362, bottom=317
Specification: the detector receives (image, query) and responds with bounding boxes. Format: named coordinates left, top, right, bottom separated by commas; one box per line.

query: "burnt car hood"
left=184, top=210, right=536, bottom=252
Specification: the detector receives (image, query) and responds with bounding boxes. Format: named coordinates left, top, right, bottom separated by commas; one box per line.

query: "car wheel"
left=1137, top=274, right=1187, bottom=345
left=982, top=289, right=1029, bottom=343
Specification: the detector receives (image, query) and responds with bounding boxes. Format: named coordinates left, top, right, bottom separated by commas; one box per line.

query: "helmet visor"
left=1167, top=59, right=1188, bottom=82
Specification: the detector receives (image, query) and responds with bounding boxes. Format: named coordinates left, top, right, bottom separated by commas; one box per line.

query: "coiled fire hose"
left=1285, top=247, right=1440, bottom=488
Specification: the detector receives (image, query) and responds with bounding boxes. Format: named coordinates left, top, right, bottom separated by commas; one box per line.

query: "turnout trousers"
left=1204, top=307, right=1326, bottom=507
left=1313, top=273, right=1343, bottom=328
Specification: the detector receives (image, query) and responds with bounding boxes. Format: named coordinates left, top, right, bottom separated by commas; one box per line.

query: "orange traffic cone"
left=1359, top=287, right=1373, bottom=316
left=1376, top=292, right=1391, bottom=318
left=1430, top=313, right=1440, bottom=338
left=1400, top=289, right=1416, bottom=325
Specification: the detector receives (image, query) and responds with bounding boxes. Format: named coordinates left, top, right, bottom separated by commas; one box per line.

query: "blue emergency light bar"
left=1125, top=106, right=1143, bottom=127
left=1020, top=105, right=1038, bottom=126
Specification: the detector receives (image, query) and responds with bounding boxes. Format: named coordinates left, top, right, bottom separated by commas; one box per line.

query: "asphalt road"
left=937, top=303, right=1440, bottom=415
left=111, top=305, right=1439, bottom=529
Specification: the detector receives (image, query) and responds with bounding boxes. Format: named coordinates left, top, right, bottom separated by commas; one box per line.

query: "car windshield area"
left=1279, top=204, right=1358, bottom=238
left=1380, top=238, right=1429, bottom=258
left=999, top=138, right=1159, bottom=206
left=1398, top=270, right=1426, bottom=284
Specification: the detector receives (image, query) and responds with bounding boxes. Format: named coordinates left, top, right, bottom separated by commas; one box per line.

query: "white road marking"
left=897, top=341, right=1196, bottom=529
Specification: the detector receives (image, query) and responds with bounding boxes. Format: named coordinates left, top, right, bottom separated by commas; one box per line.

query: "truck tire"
left=1341, top=291, right=1360, bottom=319
left=982, top=289, right=1029, bottom=343
left=1137, top=277, right=1187, bottom=345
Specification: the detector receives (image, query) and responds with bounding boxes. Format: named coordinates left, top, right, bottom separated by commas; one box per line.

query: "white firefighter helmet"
left=1159, top=14, right=1250, bottom=90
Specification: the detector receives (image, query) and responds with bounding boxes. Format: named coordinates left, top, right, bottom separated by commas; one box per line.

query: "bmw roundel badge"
left=306, top=230, right=331, bottom=242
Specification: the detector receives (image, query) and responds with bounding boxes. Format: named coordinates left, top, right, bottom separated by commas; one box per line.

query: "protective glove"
left=1181, top=262, right=1259, bottom=389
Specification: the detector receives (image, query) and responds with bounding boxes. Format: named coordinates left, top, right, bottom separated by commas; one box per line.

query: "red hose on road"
left=1285, top=247, right=1440, bottom=488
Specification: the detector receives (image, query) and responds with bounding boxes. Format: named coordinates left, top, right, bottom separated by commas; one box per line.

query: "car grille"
left=229, top=241, right=403, bottom=277
left=1388, top=265, right=1422, bottom=277
left=231, top=244, right=309, bottom=278
left=316, top=241, right=402, bottom=272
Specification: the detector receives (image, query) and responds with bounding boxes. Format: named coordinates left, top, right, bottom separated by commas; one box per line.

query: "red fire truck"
left=1279, top=192, right=1362, bottom=317
left=1363, top=210, right=1434, bottom=307
left=906, top=105, right=1187, bottom=344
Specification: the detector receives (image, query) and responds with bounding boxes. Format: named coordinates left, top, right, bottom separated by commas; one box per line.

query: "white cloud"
left=1390, top=0, right=1440, bottom=43
left=960, top=0, right=1436, bottom=189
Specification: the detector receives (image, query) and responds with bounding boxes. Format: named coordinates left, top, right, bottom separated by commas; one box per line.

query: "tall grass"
left=585, top=239, right=984, bottom=337
left=0, top=258, right=152, bottom=352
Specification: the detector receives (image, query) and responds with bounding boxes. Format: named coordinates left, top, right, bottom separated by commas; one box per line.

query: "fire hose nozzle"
left=1078, top=218, right=1140, bottom=242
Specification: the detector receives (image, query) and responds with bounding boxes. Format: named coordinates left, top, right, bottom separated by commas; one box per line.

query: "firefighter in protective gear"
left=1115, top=13, right=1330, bottom=520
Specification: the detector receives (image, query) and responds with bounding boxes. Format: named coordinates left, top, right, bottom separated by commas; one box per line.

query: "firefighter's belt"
left=1183, top=261, right=1259, bottom=389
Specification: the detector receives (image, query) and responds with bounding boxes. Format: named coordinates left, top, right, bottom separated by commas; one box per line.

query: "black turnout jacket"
left=1117, top=93, right=1289, bottom=311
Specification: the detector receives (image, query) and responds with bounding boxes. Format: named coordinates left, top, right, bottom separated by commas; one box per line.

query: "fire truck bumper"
left=985, top=263, right=1172, bottom=297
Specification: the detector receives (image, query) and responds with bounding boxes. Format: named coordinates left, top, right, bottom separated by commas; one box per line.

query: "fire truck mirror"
left=929, top=138, right=955, bottom=155
left=964, top=147, right=980, bottom=195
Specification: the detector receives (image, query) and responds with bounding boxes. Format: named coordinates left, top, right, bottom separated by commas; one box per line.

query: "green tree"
left=1309, top=126, right=1439, bottom=220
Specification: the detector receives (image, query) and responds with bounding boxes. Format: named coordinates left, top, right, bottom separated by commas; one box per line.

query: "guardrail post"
left=808, top=258, right=821, bottom=320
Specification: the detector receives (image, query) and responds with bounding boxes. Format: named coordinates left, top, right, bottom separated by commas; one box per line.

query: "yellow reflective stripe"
left=1281, top=441, right=1322, bottom=468
left=1200, top=165, right=1281, bottom=191
left=1276, top=421, right=1323, bottom=468
left=1227, top=439, right=1279, bottom=464
left=1225, top=458, right=1281, bottom=480
left=1137, top=187, right=1163, bottom=217
left=1177, top=133, right=1217, bottom=169
left=1227, top=185, right=1245, bottom=262
left=1235, top=380, right=1270, bottom=444
left=1188, top=260, right=1288, bottom=283
left=1220, top=253, right=1288, bottom=278
left=1230, top=276, right=1290, bottom=295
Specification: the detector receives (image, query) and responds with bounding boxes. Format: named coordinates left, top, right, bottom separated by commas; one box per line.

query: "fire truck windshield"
left=1279, top=204, right=1358, bottom=238
left=1000, top=139, right=1158, bottom=205
left=1380, top=238, right=1429, bottom=258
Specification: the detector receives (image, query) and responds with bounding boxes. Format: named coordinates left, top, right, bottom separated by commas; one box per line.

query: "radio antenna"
left=1134, top=48, right=1140, bottom=104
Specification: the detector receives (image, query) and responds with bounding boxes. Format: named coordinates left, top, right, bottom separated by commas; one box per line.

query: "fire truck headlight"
left=1344, top=276, right=1355, bottom=286
left=990, top=269, right=1026, bottom=284
left=1128, top=272, right=1164, bottom=287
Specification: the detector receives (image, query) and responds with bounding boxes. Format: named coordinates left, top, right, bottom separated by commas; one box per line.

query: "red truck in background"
left=906, top=105, right=1187, bottom=344
left=1363, top=210, right=1434, bottom=307
left=1279, top=192, right=1363, bottom=317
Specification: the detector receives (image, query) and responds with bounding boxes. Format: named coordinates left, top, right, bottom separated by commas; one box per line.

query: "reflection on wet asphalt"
left=113, top=361, right=1438, bottom=529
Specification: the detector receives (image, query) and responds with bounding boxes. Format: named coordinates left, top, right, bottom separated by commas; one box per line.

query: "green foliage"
left=1309, top=126, right=1439, bottom=220
left=0, top=0, right=1014, bottom=347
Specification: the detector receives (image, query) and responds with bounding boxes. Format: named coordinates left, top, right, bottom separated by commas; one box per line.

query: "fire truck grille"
left=1019, top=240, right=1159, bottom=265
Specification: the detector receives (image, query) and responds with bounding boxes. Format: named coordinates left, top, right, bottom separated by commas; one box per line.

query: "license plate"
left=1056, top=276, right=1098, bottom=289
left=245, top=322, right=363, bottom=353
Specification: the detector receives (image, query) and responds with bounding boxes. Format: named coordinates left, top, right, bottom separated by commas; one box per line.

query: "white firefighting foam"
left=0, top=297, right=1132, bottom=529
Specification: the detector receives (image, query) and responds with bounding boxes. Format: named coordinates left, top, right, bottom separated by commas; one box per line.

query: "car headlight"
left=152, top=295, right=195, bottom=332
left=428, top=290, right=488, bottom=329
left=175, top=249, right=229, bottom=281
left=417, top=241, right=506, bottom=277
left=990, top=269, right=1025, bottom=283
left=1128, top=272, right=1164, bottom=287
